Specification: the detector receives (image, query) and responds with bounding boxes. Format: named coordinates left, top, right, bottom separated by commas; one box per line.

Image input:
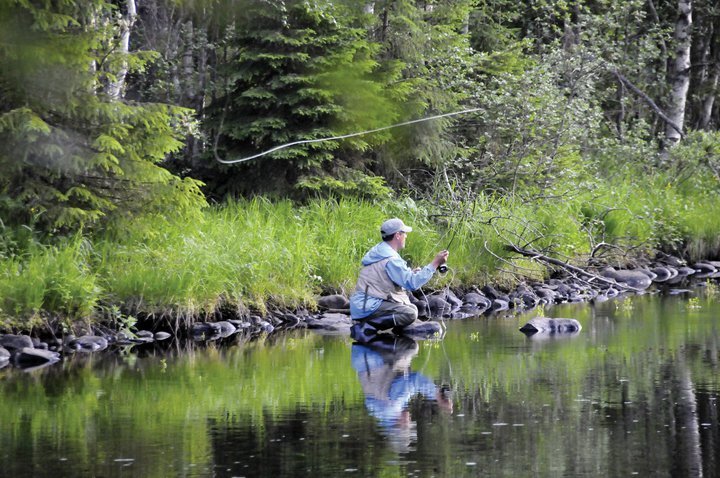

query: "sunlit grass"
left=3, top=172, right=720, bottom=328
left=0, top=236, right=99, bottom=329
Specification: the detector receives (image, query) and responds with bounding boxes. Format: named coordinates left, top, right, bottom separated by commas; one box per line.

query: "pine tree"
left=204, top=0, right=400, bottom=197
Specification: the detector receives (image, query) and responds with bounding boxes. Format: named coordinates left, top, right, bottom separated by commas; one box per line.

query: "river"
left=2, top=287, right=719, bottom=477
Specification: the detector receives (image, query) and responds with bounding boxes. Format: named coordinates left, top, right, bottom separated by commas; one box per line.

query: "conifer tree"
left=204, top=0, right=400, bottom=197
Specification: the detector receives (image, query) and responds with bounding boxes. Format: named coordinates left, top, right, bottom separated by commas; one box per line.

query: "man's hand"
left=431, top=250, right=449, bottom=269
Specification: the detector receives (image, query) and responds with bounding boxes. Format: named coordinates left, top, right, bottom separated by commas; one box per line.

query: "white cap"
left=380, top=218, right=412, bottom=236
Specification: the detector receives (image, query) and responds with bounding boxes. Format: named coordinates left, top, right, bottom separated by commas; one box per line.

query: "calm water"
left=2, top=288, right=720, bottom=477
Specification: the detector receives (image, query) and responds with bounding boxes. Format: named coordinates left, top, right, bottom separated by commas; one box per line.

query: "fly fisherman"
left=349, top=218, right=449, bottom=342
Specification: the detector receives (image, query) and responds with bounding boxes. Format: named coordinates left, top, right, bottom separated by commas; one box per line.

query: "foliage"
left=0, top=0, right=206, bottom=234
left=447, top=47, right=603, bottom=197
left=201, top=0, right=402, bottom=197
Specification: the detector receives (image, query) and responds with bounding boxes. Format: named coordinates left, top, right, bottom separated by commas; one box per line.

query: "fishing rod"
left=437, top=198, right=476, bottom=274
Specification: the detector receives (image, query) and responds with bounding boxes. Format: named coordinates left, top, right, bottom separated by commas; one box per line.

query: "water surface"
left=2, top=289, right=720, bottom=477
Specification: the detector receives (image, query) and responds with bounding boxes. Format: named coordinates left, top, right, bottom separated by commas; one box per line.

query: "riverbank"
left=1, top=252, right=717, bottom=371
left=2, top=171, right=720, bottom=336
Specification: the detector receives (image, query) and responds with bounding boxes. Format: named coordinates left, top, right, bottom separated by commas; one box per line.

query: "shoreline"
left=1, top=252, right=717, bottom=372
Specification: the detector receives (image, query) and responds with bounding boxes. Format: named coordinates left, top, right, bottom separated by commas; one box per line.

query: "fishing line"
left=214, top=107, right=483, bottom=164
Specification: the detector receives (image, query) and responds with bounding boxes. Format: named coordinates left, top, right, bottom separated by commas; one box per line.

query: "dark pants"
left=363, top=301, right=418, bottom=330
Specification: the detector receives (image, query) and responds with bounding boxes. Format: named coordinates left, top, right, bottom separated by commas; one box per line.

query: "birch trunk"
left=699, top=65, right=719, bottom=130
left=665, top=0, right=692, bottom=146
left=107, top=0, right=137, bottom=100
left=699, top=25, right=719, bottom=130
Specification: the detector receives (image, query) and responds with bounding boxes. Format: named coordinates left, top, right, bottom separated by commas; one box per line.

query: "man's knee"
left=393, top=304, right=418, bottom=328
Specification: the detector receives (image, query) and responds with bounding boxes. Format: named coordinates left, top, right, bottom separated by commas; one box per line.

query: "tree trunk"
left=699, top=64, right=719, bottom=130
left=699, top=23, right=719, bottom=130
left=107, top=0, right=137, bottom=100
left=183, top=20, right=195, bottom=103
left=665, top=0, right=692, bottom=146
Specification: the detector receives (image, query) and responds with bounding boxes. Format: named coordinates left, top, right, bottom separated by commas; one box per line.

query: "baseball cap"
left=380, top=218, right=412, bottom=236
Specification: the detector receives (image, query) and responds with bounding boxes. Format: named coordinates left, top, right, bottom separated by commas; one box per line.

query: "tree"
left=202, top=0, right=402, bottom=197
left=0, top=0, right=205, bottom=234
left=665, top=0, right=693, bottom=146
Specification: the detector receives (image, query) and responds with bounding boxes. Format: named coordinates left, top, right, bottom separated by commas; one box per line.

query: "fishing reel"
left=438, top=265, right=449, bottom=274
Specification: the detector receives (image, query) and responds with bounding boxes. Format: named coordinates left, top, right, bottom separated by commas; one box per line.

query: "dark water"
left=2, top=288, right=720, bottom=477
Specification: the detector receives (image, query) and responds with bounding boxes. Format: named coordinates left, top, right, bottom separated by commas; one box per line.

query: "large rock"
left=191, top=321, right=237, bottom=341
left=0, top=334, right=34, bottom=350
left=67, top=335, right=109, bottom=352
left=317, top=294, right=350, bottom=310
left=305, top=312, right=352, bottom=334
left=13, top=347, right=61, bottom=367
left=400, top=321, right=443, bottom=339
left=463, top=291, right=491, bottom=309
left=600, top=267, right=652, bottom=290
left=650, top=266, right=677, bottom=282
left=519, top=317, right=582, bottom=335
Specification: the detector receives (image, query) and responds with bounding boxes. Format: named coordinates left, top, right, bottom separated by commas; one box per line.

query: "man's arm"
left=386, top=250, right=448, bottom=291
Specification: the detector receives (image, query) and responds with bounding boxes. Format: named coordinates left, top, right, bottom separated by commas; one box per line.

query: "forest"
left=1, top=0, right=720, bottom=330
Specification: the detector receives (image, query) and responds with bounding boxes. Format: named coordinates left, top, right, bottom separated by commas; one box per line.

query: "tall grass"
left=3, top=173, right=720, bottom=329
left=0, top=236, right=99, bottom=329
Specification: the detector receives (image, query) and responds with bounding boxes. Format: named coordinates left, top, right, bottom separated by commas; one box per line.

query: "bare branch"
left=612, top=69, right=684, bottom=137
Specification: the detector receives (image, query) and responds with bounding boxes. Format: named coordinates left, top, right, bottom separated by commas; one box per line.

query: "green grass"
left=3, top=172, right=720, bottom=330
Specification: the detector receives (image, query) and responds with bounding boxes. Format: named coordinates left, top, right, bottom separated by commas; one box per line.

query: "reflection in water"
left=351, top=334, right=452, bottom=453
left=5, top=293, right=720, bottom=476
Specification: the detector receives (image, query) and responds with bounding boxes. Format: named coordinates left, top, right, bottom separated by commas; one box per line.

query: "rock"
left=400, top=321, right=443, bottom=339
left=533, top=286, right=556, bottom=304
left=215, top=321, right=237, bottom=337
left=601, top=267, right=652, bottom=290
left=68, top=335, right=109, bottom=352
left=650, top=266, right=676, bottom=282
left=519, top=317, right=582, bottom=335
left=280, top=313, right=301, bottom=327
left=414, top=299, right=429, bottom=318
left=636, top=268, right=658, bottom=280
left=481, top=285, right=510, bottom=302
left=427, top=295, right=452, bottom=317
left=191, top=321, right=237, bottom=340
left=489, top=299, right=509, bottom=313
left=154, top=331, right=171, bottom=341
left=443, top=290, right=464, bottom=309
left=317, top=294, right=350, bottom=310
left=13, top=347, right=61, bottom=367
left=129, top=330, right=154, bottom=343
left=463, top=292, right=491, bottom=308
left=305, top=312, right=352, bottom=333
left=0, top=346, right=10, bottom=362
left=0, top=334, right=34, bottom=350
left=676, top=266, right=696, bottom=277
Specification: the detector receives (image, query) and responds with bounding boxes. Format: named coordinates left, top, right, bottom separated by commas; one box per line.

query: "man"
left=349, top=217, right=449, bottom=342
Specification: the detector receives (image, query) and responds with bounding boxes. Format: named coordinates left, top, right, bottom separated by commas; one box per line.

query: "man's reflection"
left=351, top=335, right=452, bottom=452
